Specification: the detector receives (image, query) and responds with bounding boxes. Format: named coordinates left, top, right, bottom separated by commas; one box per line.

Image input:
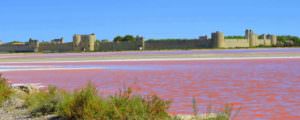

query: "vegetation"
left=113, top=35, right=136, bottom=42
left=25, top=86, right=64, bottom=116
left=187, top=97, right=240, bottom=120
left=0, top=74, right=13, bottom=106
left=225, top=36, right=245, bottom=39
left=57, top=83, right=107, bottom=119
left=0, top=75, right=238, bottom=120
left=8, top=41, right=25, bottom=45
left=25, top=82, right=171, bottom=119
left=277, top=35, right=300, bottom=45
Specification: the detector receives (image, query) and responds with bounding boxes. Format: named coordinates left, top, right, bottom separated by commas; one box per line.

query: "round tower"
left=215, top=31, right=225, bottom=48
left=249, top=32, right=257, bottom=47
left=88, top=34, right=96, bottom=51
left=271, top=35, right=277, bottom=46
left=73, top=34, right=81, bottom=47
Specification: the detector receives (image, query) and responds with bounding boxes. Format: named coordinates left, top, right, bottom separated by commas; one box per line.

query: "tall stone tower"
left=72, top=34, right=96, bottom=51
left=73, top=34, right=81, bottom=49
left=87, top=34, right=96, bottom=51
left=136, top=35, right=145, bottom=50
left=212, top=31, right=225, bottom=48
left=246, top=29, right=257, bottom=47
left=28, top=38, right=39, bottom=52
left=268, top=35, right=277, bottom=46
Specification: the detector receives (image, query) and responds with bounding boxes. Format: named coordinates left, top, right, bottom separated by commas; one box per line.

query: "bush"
left=57, top=84, right=171, bottom=120
left=107, top=88, right=171, bottom=120
left=0, top=74, right=13, bottom=106
left=57, top=83, right=108, bottom=120
left=25, top=86, right=63, bottom=116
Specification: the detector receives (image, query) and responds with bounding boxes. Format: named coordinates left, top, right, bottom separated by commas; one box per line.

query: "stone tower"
left=28, top=38, right=39, bottom=52
left=212, top=31, right=225, bottom=48
left=246, top=29, right=257, bottom=47
left=136, top=35, right=145, bottom=50
left=73, top=34, right=81, bottom=49
left=72, top=34, right=96, bottom=51
left=267, top=35, right=277, bottom=46
left=87, top=34, right=96, bottom=51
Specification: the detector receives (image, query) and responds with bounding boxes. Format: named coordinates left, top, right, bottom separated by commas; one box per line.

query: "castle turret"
left=246, top=29, right=257, bottom=47
left=136, top=35, right=144, bottom=50
left=212, top=31, right=225, bottom=48
left=73, top=34, right=96, bottom=52
left=28, top=38, right=39, bottom=52
left=73, top=34, right=81, bottom=47
left=270, top=35, right=277, bottom=46
left=88, top=34, right=96, bottom=51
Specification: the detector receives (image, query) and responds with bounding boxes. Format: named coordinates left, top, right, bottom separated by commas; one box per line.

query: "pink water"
left=1, top=58, right=300, bottom=120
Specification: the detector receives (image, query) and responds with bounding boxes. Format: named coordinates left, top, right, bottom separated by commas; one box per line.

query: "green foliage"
left=57, top=84, right=171, bottom=120
left=57, top=83, right=107, bottom=120
left=225, top=36, right=245, bottom=39
left=25, top=86, right=64, bottom=116
left=189, top=98, right=240, bottom=120
left=107, top=88, right=171, bottom=120
left=0, top=74, right=13, bottom=106
left=113, top=35, right=136, bottom=42
left=277, top=35, right=300, bottom=44
left=8, top=41, right=24, bottom=45
left=101, top=39, right=110, bottom=42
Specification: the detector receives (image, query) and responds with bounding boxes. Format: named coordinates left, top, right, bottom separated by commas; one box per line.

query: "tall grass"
left=25, top=82, right=171, bottom=119
left=57, top=83, right=108, bottom=120
left=0, top=74, right=13, bottom=106
left=107, top=88, right=171, bottom=120
left=25, top=86, right=64, bottom=116
left=191, top=97, right=241, bottom=120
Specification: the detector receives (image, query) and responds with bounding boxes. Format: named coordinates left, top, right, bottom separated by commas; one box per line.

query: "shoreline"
left=0, top=56, right=300, bottom=64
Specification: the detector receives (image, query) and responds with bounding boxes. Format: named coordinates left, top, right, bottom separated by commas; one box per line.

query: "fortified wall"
left=96, top=36, right=144, bottom=51
left=212, top=29, right=277, bottom=48
left=0, top=39, right=39, bottom=52
left=0, top=29, right=278, bottom=53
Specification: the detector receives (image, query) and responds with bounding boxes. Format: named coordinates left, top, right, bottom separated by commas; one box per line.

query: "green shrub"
left=57, top=84, right=171, bottom=120
left=0, top=74, right=13, bottom=106
left=57, top=83, right=108, bottom=120
left=107, top=88, right=171, bottom=120
left=25, top=86, right=63, bottom=116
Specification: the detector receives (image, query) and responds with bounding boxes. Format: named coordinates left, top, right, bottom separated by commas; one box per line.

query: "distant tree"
left=101, top=39, right=110, bottom=42
left=113, top=35, right=136, bottom=42
left=277, top=35, right=300, bottom=46
left=123, top=35, right=136, bottom=42
left=225, top=36, right=245, bottom=39
left=113, top=36, right=123, bottom=42
left=9, top=41, right=24, bottom=45
left=278, top=36, right=300, bottom=43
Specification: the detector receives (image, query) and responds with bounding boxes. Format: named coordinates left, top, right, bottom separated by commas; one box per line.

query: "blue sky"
left=0, top=0, right=299, bottom=42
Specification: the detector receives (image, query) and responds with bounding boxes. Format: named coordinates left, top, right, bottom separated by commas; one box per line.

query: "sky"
left=0, top=0, right=299, bottom=42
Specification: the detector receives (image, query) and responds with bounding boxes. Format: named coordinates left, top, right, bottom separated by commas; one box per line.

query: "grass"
left=25, top=86, right=64, bottom=116
left=57, top=83, right=107, bottom=120
left=0, top=74, right=13, bottom=107
left=188, top=97, right=241, bottom=120
left=25, top=82, right=171, bottom=120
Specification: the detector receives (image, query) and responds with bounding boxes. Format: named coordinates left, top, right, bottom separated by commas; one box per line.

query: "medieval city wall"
left=0, top=29, right=278, bottom=53
left=0, top=44, right=36, bottom=52
left=257, top=39, right=272, bottom=46
left=39, top=43, right=73, bottom=52
left=223, top=39, right=250, bottom=48
left=96, top=41, right=142, bottom=51
left=144, top=39, right=211, bottom=50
